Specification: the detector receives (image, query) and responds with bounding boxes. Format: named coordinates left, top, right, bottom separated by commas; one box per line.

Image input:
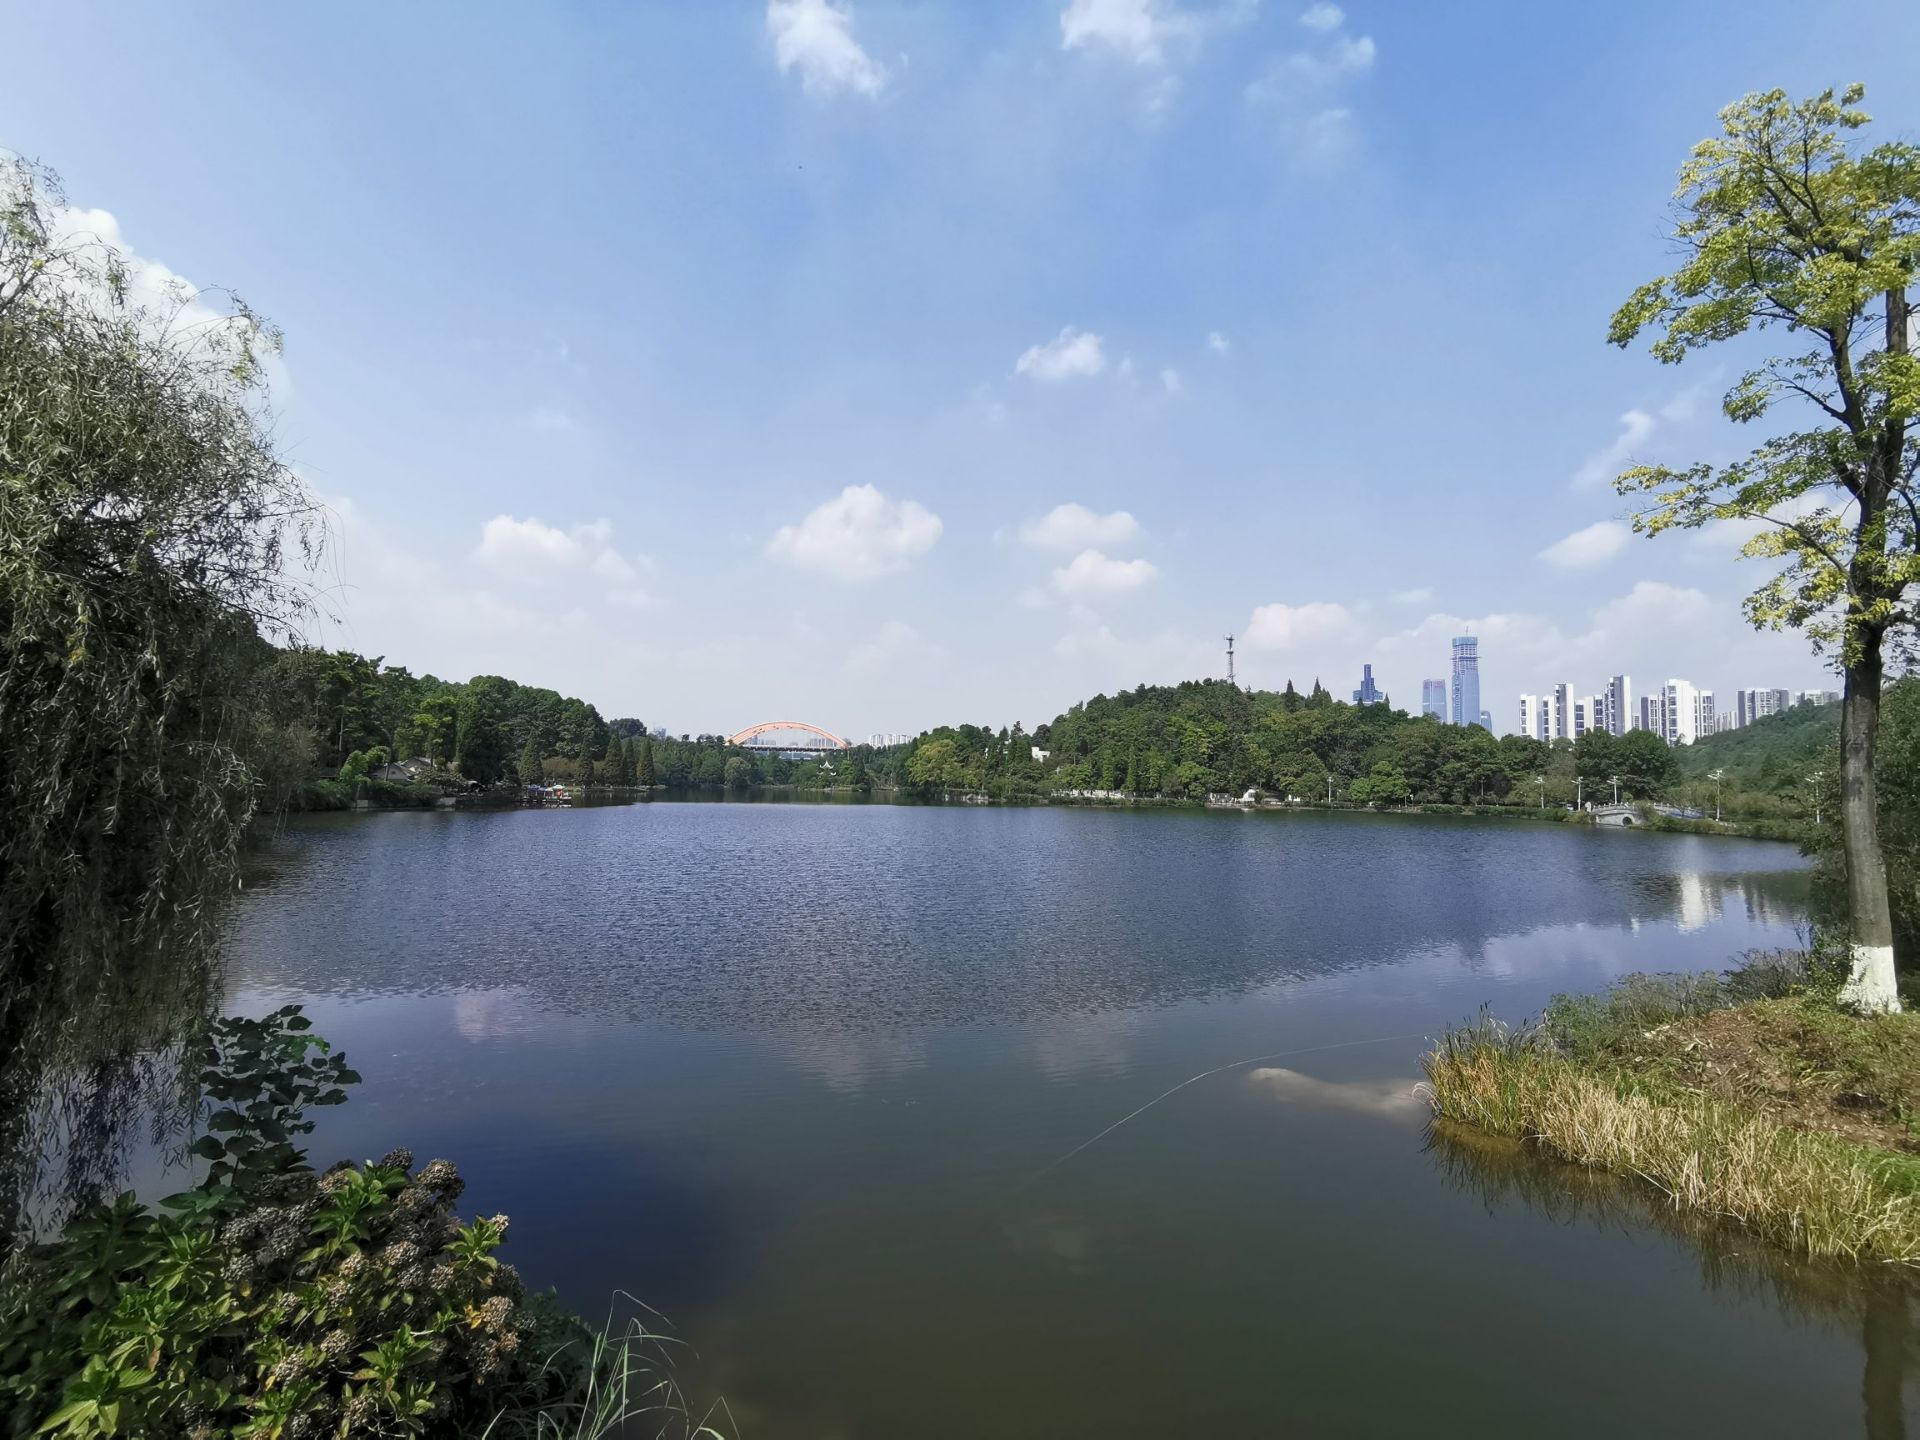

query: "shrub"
left=0, top=1009, right=700, bottom=1440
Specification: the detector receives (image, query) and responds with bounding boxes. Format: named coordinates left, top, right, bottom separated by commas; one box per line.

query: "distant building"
left=1732, top=687, right=1794, bottom=727
left=1606, top=675, right=1634, bottom=736
left=1518, top=693, right=1547, bottom=741
left=1352, top=663, right=1385, bottom=706
left=1551, top=681, right=1575, bottom=741
left=1572, top=694, right=1605, bottom=739
left=1798, top=688, right=1841, bottom=707
left=1031, top=746, right=1050, bottom=763
left=1478, top=709, right=1492, bottom=732
left=1421, top=679, right=1447, bottom=718
left=1652, top=678, right=1707, bottom=745
left=1449, top=637, right=1481, bottom=728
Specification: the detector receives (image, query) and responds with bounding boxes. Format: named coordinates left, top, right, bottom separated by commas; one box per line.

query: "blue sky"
left=8, top=1, right=1918, bottom=737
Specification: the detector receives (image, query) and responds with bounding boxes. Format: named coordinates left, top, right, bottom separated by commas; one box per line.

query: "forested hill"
left=1672, top=698, right=1843, bottom=793
left=891, top=678, right=1679, bottom=808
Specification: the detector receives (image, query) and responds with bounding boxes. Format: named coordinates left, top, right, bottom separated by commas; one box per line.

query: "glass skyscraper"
left=1450, top=635, right=1481, bottom=729
left=1352, top=663, right=1384, bottom=705
left=1421, top=678, right=1446, bottom=718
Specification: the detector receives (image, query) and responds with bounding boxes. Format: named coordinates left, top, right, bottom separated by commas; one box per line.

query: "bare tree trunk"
left=1839, top=634, right=1901, bottom=1012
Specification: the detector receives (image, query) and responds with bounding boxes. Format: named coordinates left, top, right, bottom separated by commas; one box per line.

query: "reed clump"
left=1423, top=955, right=1920, bottom=1265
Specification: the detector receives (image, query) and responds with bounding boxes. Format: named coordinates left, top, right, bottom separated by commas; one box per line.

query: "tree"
left=723, top=755, right=752, bottom=791
left=0, top=156, right=316, bottom=1222
left=635, top=738, right=656, bottom=789
left=517, top=738, right=543, bottom=786
left=1609, top=86, right=1918, bottom=1010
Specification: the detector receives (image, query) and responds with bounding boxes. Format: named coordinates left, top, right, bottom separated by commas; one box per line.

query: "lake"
left=220, top=799, right=1910, bottom=1437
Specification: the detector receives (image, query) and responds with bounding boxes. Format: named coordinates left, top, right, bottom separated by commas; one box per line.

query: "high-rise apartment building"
left=1352, top=663, right=1384, bottom=705
left=1572, top=694, right=1607, bottom=739
left=1450, top=637, right=1480, bottom=729
left=1551, top=681, right=1575, bottom=741
left=1421, top=679, right=1447, bottom=719
left=1733, top=687, right=1794, bottom=727
left=1605, top=675, right=1634, bottom=735
left=1518, top=694, right=1546, bottom=741
left=1652, top=678, right=1705, bottom=745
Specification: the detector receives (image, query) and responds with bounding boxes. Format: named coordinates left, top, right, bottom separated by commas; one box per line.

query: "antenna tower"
left=1225, top=633, right=1236, bottom=687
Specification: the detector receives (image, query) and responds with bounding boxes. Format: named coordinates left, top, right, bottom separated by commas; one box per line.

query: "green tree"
left=635, top=738, right=656, bottom=788
left=1609, top=86, right=1918, bottom=1010
left=723, top=755, right=752, bottom=791
left=516, top=737, right=542, bottom=786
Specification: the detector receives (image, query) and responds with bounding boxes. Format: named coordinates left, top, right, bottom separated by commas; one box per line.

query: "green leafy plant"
left=0, top=1008, right=719, bottom=1440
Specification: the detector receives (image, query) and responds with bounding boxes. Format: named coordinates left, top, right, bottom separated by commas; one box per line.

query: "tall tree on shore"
left=1609, top=86, right=1918, bottom=1010
left=635, top=738, right=656, bottom=789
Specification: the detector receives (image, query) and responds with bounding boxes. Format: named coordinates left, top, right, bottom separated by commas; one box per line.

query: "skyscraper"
left=1352, top=663, right=1384, bottom=705
left=1450, top=636, right=1480, bottom=729
left=1421, top=679, right=1447, bottom=719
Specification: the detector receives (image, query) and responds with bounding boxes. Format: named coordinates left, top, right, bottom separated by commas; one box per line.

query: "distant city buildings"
left=1421, top=678, right=1447, bottom=719
left=1449, top=636, right=1483, bottom=730
left=1352, top=663, right=1385, bottom=706
left=1510, top=673, right=1830, bottom=746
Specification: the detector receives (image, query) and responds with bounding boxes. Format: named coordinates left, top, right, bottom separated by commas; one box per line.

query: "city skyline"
left=5, top=5, right=1894, bottom=738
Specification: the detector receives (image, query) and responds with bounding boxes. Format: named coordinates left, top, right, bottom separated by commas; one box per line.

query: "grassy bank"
left=1423, top=957, right=1920, bottom=1264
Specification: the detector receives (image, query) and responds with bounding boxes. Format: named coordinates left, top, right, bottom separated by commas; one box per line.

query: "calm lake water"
left=219, top=800, right=1914, bottom=1437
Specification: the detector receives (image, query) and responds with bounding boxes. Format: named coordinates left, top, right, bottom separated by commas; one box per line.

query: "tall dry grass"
left=1423, top=1019, right=1920, bottom=1265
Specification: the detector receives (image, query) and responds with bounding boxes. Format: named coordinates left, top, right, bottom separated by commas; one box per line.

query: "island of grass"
left=1423, top=954, right=1920, bottom=1264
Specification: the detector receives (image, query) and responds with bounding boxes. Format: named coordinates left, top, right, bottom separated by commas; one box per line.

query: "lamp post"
left=1576, top=776, right=1583, bottom=811
left=1610, top=774, right=1621, bottom=806
left=1326, top=773, right=1335, bottom=806
left=1534, top=774, right=1544, bottom=810
left=1808, top=770, right=1825, bottom=826
left=1709, top=768, right=1724, bottom=823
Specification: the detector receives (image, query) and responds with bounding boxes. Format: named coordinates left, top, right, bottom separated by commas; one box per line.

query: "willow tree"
left=1610, top=86, right=1918, bottom=1012
left=0, top=157, right=316, bottom=1228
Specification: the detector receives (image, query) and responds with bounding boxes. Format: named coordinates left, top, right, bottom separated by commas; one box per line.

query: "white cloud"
left=1055, top=605, right=1123, bottom=660
left=767, top=484, right=942, bottom=580
left=1244, top=600, right=1362, bottom=651
left=1016, top=326, right=1107, bottom=381
left=1052, top=548, right=1159, bottom=596
left=1245, top=8, right=1375, bottom=165
left=1570, top=408, right=1657, bottom=488
left=1391, top=587, right=1432, bottom=605
left=766, top=0, right=887, bottom=98
left=40, top=199, right=292, bottom=400
left=1538, top=520, right=1631, bottom=569
left=847, top=619, right=941, bottom=671
left=1060, top=0, right=1196, bottom=64
left=1018, top=502, right=1143, bottom=551
left=475, top=515, right=645, bottom=588
left=1160, top=367, right=1183, bottom=393
left=1207, top=330, right=1230, bottom=354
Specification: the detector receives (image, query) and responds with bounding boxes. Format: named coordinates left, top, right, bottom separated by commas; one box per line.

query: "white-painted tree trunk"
left=1840, top=943, right=1902, bottom=1014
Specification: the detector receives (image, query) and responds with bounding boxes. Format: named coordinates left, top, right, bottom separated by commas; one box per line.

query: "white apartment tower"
left=1518, top=694, right=1547, bottom=742
left=1654, top=678, right=1707, bottom=745
left=1552, top=681, right=1575, bottom=741
left=1605, top=675, right=1634, bottom=736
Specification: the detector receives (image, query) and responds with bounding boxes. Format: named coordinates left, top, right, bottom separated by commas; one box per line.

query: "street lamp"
left=1709, top=768, right=1724, bottom=823
left=1610, top=774, right=1621, bottom=806
left=1534, top=774, right=1545, bottom=810
left=1808, top=769, right=1825, bottom=826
